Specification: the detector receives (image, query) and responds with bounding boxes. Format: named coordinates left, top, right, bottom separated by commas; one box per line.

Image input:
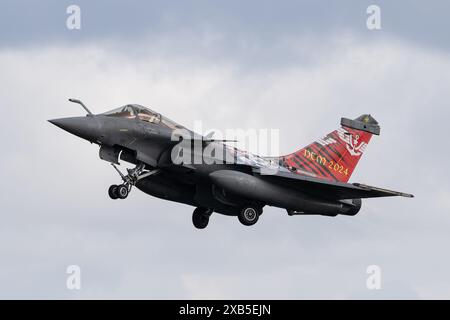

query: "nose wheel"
left=108, top=163, right=159, bottom=200
left=117, top=184, right=130, bottom=199
left=108, top=184, right=131, bottom=199
left=108, top=185, right=119, bottom=199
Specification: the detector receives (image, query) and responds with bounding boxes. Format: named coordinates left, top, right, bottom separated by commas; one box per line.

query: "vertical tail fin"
left=280, top=114, right=380, bottom=182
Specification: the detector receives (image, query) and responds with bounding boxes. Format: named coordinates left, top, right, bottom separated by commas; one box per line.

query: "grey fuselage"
left=49, top=110, right=360, bottom=217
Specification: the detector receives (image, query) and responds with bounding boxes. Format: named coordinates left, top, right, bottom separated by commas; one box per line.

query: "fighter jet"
left=49, top=99, right=413, bottom=229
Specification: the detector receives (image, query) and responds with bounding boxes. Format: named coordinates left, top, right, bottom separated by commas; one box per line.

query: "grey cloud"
left=2, top=0, right=450, bottom=56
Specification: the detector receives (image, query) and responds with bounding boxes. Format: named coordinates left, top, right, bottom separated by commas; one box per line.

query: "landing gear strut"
left=108, top=162, right=159, bottom=200
left=192, top=207, right=213, bottom=229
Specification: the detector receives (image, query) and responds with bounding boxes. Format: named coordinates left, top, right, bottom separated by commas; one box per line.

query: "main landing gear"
left=192, top=205, right=263, bottom=229
left=192, top=207, right=213, bottom=229
left=238, top=205, right=262, bottom=226
left=108, top=163, right=159, bottom=200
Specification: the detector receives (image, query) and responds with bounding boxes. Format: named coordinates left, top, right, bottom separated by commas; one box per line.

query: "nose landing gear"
left=108, top=163, right=159, bottom=200
left=108, top=185, right=119, bottom=199
left=108, top=184, right=130, bottom=199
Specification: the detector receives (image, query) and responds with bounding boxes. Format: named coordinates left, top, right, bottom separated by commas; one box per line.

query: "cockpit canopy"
left=102, top=104, right=161, bottom=123
left=101, top=104, right=182, bottom=129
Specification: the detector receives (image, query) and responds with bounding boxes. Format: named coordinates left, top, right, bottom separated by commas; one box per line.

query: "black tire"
left=238, top=206, right=259, bottom=226
left=192, top=207, right=210, bottom=229
left=117, top=184, right=129, bottom=199
left=108, top=185, right=118, bottom=200
left=257, top=207, right=264, bottom=216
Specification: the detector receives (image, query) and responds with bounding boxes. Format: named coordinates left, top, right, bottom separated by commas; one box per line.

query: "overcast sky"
left=0, top=1, right=449, bottom=299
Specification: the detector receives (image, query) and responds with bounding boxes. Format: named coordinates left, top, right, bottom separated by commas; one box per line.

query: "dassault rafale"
left=49, top=99, right=413, bottom=229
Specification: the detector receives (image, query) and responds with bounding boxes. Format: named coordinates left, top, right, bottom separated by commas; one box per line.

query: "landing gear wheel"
left=117, top=184, right=129, bottom=199
left=192, top=207, right=210, bottom=229
left=108, top=185, right=118, bottom=200
left=238, top=206, right=259, bottom=226
left=109, top=162, right=160, bottom=201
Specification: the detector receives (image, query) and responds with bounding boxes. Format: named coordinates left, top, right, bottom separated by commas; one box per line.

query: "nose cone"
left=48, top=116, right=101, bottom=142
